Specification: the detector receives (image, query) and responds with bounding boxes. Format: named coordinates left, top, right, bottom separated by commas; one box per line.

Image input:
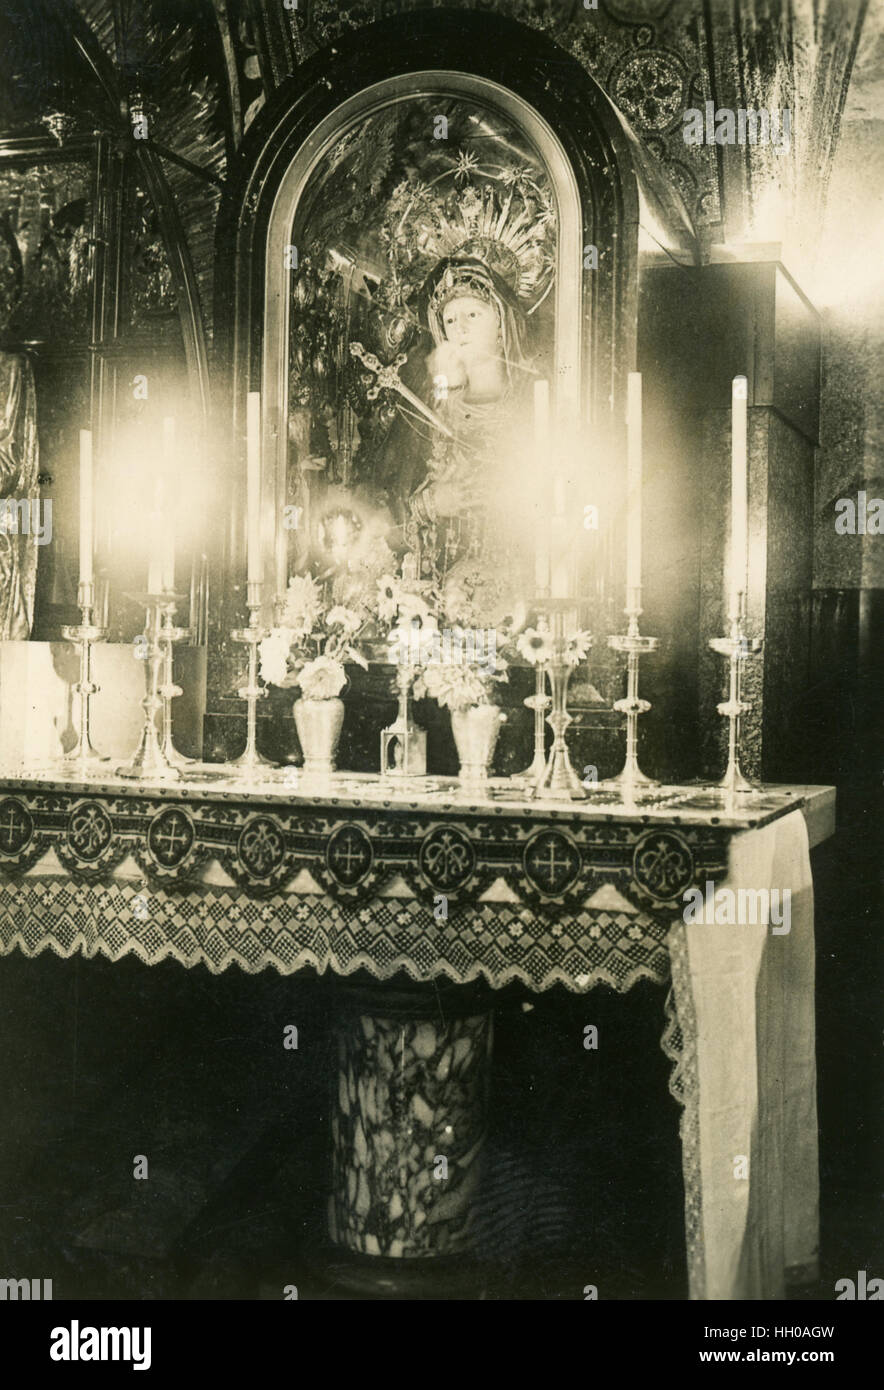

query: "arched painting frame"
left=260, top=72, right=583, bottom=596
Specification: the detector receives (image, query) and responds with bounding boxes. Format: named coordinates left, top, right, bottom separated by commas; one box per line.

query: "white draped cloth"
left=667, top=809, right=819, bottom=1299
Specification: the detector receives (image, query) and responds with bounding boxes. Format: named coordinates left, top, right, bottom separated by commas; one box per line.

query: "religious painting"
left=0, top=158, right=93, bottom=340
left=281, top=93, right=559, bottom=623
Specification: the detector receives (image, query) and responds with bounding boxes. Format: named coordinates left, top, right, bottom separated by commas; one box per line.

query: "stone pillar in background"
left=638, top=259, right=819, bottom=785
left=691, top=262, right=819, bottom=784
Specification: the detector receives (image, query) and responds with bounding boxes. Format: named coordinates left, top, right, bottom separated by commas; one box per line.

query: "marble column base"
left=327, top=974, right=493, bottom=1296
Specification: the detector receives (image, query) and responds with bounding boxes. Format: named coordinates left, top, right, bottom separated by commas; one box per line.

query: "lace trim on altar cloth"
left=663, top=922, right=704, bottom=1301
left=0, top=876, right=673, bottom=996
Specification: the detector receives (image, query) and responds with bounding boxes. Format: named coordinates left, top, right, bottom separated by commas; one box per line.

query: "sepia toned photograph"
left=0, top=0, right=881, bottom=1344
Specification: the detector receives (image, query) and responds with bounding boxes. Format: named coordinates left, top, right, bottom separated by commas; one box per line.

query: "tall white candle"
left=626, top=372, right=642, bottom=594
left=550, top=469, right=570, bottom=600
left=78, top=429, right=94, bottom=588
left=730, top=376, right=748, bottom=617
left=533, top=379, right=550, bottom=594
left=246, top=391, right=263, bottom=587
left=147, top=475, right=165, bottom=596
left=161, top=416, right=176, bottom=593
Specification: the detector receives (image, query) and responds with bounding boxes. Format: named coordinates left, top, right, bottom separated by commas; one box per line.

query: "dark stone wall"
left=638, top=258, right=819, bottom=785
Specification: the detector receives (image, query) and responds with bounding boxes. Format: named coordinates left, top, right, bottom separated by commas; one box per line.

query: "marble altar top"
left=0, top=761, right=834, bottom=835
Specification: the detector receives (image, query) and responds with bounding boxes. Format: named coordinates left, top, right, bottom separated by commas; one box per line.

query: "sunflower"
left=376, top=573, right=402, bottom=623
left=566, top=630, right=593, bottom=666
left=517, top=627, right=554, bottom=665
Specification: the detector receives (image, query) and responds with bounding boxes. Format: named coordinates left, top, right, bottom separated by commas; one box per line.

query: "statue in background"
left=360, top=172, right=555, bottom=619
left=285, top=100, right=557, bottom=623
left=0, top=351, right=40, bottom=638
left=407, top=254, right=535, bottom=596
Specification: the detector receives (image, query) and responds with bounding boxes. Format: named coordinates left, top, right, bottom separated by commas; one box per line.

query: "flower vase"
left=293, top=696, right=345, bottom=777
left=450, top=704, right=506, bottom=789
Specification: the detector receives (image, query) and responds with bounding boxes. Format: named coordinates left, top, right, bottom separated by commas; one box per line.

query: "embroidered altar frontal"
left=0, top=771, right=829, bottom=1297
left=0, top=770, right=815, bottom=993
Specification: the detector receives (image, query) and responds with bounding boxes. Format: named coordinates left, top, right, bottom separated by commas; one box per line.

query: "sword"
left=349, top=341, right=454, bottom=439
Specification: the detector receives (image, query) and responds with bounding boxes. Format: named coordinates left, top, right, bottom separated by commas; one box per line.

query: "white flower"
left=296, top=655, right=347, bottom=700
left=440, top=578, right=472, bottom=626
left=517, top=627, right=554, bottom=665
left=259, top=629, right=294, bottom=686
left=280, top=573, right=322, bottom=638
left=327, top=605, right=361, bottom=635
left=377, top=574, right=402, bottom=623
left=566, top=630, right=593, bottom=666
left=397, top=592, right=433, bottom=626
left=419, top=661, right=495, bottom=711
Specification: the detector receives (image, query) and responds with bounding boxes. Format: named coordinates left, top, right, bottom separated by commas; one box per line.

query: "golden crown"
left=379, top=156, right=556, bottom=316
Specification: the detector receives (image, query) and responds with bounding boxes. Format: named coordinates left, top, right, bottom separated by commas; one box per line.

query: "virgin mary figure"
left=405, top=253, right=535, bottom=589
left=365, top=168, right=555, bottom=616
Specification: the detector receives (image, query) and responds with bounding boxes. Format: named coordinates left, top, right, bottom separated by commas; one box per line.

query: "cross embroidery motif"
left=328, top=827, right=372, bottom=884
left=149, top=810, right=193, bottom=867
left=0, top=799, right=32, bottom=855
left=526, top=833, right=580, bottom=895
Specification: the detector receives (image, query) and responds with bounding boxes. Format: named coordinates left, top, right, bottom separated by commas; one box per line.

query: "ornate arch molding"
left=215, top=9, right=694, bottom=587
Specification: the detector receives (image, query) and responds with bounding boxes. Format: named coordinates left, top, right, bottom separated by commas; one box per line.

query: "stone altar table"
left=0, top=766, right=835, bottom=1299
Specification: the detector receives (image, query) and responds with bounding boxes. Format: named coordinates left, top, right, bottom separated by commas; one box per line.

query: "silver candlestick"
left=709, top=596, right=763, bottom=793
left=158, top=596, right=194, bottom=768
left=231, top=581, right=272, bottom=772
left=61, top=580, right=109, bottom=769
left=117, top=592, right=182, bottom=781
left=535, top=603, right=589, bottom=801
left=606, top=588, right=659, bottom=788
left=513, top=662, right=551, bottom=783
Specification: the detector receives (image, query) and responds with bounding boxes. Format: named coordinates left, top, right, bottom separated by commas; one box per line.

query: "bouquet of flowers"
left=414, top=656, right=508, bottom=712
left=407, top=562, right=521, bottom=711
left=376, top=555, right=440, bottom=670
left=259, top=572, right=368, bottom=699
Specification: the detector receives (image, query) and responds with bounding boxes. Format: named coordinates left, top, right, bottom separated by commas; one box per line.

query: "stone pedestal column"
left=326, top=975, right=493, bottom=1296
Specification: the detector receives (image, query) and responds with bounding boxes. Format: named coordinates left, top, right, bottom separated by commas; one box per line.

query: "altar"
left=0, top=764, right=834, bottom=1300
